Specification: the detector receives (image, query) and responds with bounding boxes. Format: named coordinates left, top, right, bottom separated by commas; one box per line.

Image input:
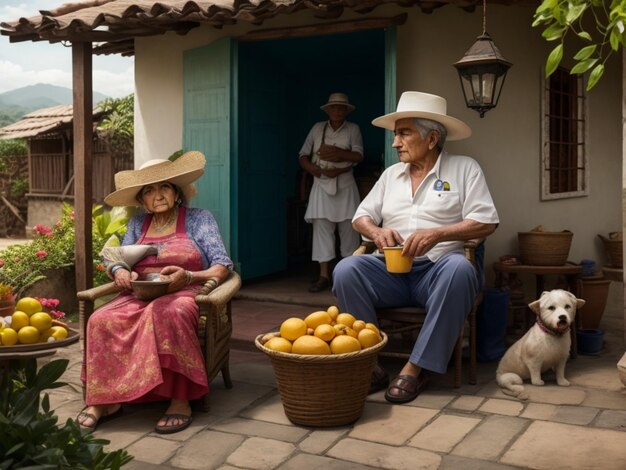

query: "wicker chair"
left=353, top=240, right=483, bottom=387
left=77, top=271, right=242, bottom=412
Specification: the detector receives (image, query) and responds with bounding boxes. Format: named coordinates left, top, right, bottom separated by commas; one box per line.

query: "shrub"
left=0, top=358, right=132, bottom=469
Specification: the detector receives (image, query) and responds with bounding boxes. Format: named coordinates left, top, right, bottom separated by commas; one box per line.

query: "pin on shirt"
left=433, top=179, right=451, bottom=191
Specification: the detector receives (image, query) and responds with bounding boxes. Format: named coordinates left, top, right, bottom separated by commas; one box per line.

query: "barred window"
left=541, top=67, right=588, bottom=200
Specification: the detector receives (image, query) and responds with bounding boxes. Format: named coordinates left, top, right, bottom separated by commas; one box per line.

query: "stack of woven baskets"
left=518, top=226, right=573, bottom=266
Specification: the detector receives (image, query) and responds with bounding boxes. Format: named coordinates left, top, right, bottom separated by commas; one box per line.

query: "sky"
left=0, top=1, right=134, bottom=98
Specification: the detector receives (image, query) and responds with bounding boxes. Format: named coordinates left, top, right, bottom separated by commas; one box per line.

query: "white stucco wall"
left=133, top=4, right=622, bottom=287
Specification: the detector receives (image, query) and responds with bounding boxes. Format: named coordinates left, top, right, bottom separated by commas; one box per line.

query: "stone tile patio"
left=40, top=286, right=626, bottom=470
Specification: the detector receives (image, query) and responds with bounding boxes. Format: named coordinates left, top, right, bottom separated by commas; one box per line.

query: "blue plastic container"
left=577, top=329, right=604, bottom=355
left=476, top=288, right=510, bottom=362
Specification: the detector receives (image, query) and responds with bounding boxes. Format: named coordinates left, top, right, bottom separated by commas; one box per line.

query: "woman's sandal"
left=154, top=414, right=193, bottom=434
left=77, top=404, right=123, bottom=430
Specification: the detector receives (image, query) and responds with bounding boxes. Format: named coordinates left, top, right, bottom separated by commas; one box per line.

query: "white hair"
left=414, top=118, right=447, bottom=152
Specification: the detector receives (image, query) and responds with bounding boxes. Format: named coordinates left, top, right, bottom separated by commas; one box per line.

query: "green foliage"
left=97, top=94, right=134, bottom=153
left=533, top=0, right=625, bottom=90
left=0, top=139, right=28, bottom=172
left=0, top=358, right=133, bottom=469
left=0, top=203, right=131, bottom=294
left=9, top=177, right=28, bottom=198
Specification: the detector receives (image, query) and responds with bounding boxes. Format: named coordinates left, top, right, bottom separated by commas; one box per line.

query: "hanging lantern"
left=453, top=0, right=512, bottom=118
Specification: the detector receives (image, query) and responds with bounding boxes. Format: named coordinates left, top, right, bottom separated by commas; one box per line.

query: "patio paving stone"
left=448, top=395, right=485, bottom=411
left=501, top=421, right=626, bottom=469
left=276, top=453, right=378, bottom=469
left=407, top=414, right=482, bottom=452
left=519, top=403, right=558, bottom=420
left=225, top=436, right=295, bottom=469
left=478, top=398, right=524, bottom=416
left=327, top=437, right=441, bottom=470
left=551, top=404, right=599, bottom=425
left=169, top=430, right=244, bottom=469
left=125, top=436, right=182, bottom=465
left=594, top=409, right=626, bottom=430
left=451, top=415, right=529, bottom=461
left=297, top=428, right=349, bottom=454
left=348, top=403, right=438, bottom=445
left=210, top=416, right=309, bottom=443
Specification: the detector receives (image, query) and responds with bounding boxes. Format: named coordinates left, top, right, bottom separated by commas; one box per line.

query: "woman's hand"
left=160, top=266, right=190, bottom=292
left=114, top=269, right=138, bottom=290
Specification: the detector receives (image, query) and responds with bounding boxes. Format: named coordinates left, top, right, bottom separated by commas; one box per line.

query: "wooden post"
left=72, top=42, right=93, bottom=297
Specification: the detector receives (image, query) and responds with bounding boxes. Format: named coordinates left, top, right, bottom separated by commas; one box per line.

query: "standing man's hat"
left=320, top=93, right=356, bottom=113
left=372, top=91, right=471, bottom=141
left=104, top=150, right=206, bottom=207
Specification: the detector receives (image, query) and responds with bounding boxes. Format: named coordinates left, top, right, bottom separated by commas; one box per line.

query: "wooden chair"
left=353, top=240, right=483, bottom=387
left=76, top=271, right=242, bottom=412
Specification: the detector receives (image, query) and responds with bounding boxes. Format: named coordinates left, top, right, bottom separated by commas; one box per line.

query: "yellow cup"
left=383, top=247, right=413, bottom=273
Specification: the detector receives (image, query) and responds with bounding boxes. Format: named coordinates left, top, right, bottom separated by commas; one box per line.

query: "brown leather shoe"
left=384, top=370, right=429, bottom=404
left=308, top=277, right=331, bottom=293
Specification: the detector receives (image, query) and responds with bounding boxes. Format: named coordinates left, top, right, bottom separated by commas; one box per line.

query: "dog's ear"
left=576, top=298, right=586, bottom=309
left=528, top=299, right=541, bottom=315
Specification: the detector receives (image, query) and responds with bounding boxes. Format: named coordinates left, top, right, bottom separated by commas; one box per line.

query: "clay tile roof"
left=0, top=104, right=106, bottom=139
left=0, top=1, right=528, bottom=56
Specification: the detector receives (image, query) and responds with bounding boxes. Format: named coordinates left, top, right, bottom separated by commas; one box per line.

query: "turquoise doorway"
left=236, top=29, right=387, bottom=281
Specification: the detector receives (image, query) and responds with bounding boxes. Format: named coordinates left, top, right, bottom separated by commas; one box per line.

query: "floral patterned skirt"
left=81, top=289, right=209, bottom=405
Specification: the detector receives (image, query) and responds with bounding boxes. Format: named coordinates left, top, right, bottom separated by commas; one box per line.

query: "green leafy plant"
left=533, top=0, right=626, bottom=90
left=0, top=358, right=133, bottom=469
left=98, top=94, right=134, bottom=155
left=0, top=203, right=131, bottom=295
left=9, top=176, right=28, bottom=198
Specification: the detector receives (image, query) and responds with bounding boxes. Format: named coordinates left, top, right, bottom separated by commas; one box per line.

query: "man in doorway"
left=333, top=91, right=499, bottom=403
left=299, top=92, right=363, bottom=292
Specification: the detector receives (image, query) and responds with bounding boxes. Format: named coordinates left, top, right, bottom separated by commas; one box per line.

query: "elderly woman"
left=77, top=151, right=233, bottom=434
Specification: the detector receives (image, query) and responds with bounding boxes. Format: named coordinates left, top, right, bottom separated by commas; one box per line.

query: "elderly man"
left=333, top=91, right=499, bottom=403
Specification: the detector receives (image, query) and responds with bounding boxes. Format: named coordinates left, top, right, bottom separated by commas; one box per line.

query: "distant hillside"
left=0, top=84, right=109, bottom=128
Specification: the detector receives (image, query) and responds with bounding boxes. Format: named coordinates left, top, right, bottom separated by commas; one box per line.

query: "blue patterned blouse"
left=122, top=207, right=233, bottom=270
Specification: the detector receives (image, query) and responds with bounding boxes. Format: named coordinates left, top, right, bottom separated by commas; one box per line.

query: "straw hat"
left=104, top=150, right=206, bottom=207
left=320, top=92, right=355, bottom=113
left=372, top=91, right=471, bottom=141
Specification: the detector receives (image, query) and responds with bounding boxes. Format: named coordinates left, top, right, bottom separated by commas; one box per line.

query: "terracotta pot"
left=577, top=278, right=611, bottom=329
left=0, top=299, right=16, bottom=316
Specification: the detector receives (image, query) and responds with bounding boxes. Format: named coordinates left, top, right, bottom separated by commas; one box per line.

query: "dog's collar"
left=536, top=316, right=569, bottom=337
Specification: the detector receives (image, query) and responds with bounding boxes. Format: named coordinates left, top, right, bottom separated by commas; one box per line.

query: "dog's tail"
left=496, top=372, right=529, bottom=400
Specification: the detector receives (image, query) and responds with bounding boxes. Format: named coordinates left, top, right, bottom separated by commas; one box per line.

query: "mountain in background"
left=0, top=84, right=110, bottom=128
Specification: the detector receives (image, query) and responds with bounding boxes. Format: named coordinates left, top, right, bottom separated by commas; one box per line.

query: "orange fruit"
left=358, top=328, right=382, bottom=349
left=336, top=313, right=356, bottom=328
left=333, top=323, right=348, bottom=335
left=330, top=335, right=361, bottom=354
left=326, top=305, right=340, bottom=321
left=17, top=326, right=40, bottom=344
left=292, top=335, right=331, bottom=355
left=365, top=323, right=381, bottom=336
left=304, top=311, right=332, bottom=329
left=314, top=324, right=336, bottom=342
left=29, top=312, right=52, bottom=332
left=11, top=311, right=30, bottom=331
left=264, top=337, right=292, bottom=353
left=279, top=317, right=307, bottom=341
left=15, top=297, right=43, bottom=316
left=352, top=320, right=366, bottom=333
left=0, top=327, right=18, bottom=346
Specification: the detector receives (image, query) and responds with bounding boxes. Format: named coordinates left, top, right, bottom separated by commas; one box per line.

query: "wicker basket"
left=598, top=234, right=623, bottom=268
left=255, top=332, right=388, bottom=427
left=518, top=231, right=573, bottom=266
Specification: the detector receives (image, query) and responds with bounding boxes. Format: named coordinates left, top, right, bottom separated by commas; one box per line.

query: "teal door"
left=236, top=48, right=288, bottom=278
left=183, top=39, right=233, bottom=254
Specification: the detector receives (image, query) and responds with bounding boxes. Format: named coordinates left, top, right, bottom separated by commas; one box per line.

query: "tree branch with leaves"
left=533, top=0, right=626, bottom=90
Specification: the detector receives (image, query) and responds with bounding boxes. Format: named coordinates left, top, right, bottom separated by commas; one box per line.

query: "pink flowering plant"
left=0, top=203, right=129, bottom=296
left=36, top=297, right=66, bottom=320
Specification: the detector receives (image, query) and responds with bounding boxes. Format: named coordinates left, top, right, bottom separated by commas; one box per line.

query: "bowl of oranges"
left=255, top=305, right=387, bottom=427
left=0, top=297, right=78, bottom=353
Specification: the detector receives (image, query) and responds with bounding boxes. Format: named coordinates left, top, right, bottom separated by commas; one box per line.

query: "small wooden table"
left=0, top=329, right=79, bottom=374
left=493, top=261, right=583, bottom=358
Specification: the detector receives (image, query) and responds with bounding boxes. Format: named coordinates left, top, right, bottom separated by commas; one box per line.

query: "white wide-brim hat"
left=104, top=150, right=206, bottom=207
left=320, top=92, right=355, bottom=113
left=372, top=91, right=471, bottom=141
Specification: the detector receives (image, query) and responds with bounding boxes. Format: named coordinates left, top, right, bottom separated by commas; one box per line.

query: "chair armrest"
left=195, top=271, right=242, bottom=306
left=76, top=282, right=121, bottom=302
left=353, top=241, right=377, bottom=255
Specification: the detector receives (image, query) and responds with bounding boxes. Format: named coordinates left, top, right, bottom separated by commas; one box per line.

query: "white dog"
left=496, top=289, right=585, bottom=400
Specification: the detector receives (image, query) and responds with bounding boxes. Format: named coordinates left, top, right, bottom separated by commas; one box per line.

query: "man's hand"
left=402, top=229, right=441, bottom=257
left=317, top=143, right=343, bottom=162
left=371, top=228, right=404, bottom=252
